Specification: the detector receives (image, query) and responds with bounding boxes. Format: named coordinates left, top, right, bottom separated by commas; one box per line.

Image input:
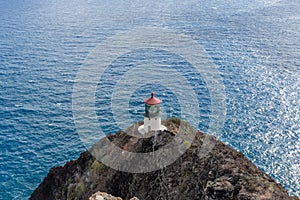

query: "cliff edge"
left=30, top=118, right=299, bottom=200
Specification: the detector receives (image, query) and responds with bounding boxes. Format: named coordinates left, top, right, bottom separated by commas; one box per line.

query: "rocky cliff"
left=30, top=118, right=299, bottom=200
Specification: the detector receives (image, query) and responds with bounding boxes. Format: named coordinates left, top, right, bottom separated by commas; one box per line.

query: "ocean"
left=0, top=0, right=299, bottom=199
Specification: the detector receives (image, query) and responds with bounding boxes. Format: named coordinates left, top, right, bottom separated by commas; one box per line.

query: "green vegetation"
left=91, top=160, right=108, bottom=175
left=170, top=117, right=181, bottom=125
left=75, top=180, right=86, bottom=199
left=67, top=184, right=76, bottom=200
left=67, top=179, right=86, bottom=200
left=182, top=141, right=192, bottom=149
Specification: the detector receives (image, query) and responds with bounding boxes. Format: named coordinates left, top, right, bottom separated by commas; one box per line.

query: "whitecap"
left=67, top=79, right=77, bottom=83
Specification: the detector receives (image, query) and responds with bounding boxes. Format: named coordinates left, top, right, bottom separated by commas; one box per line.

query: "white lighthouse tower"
left=138, top=92, right=167, bottom=134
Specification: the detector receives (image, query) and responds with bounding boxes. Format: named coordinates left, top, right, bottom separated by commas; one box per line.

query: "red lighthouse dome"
left=144, top=92, right=161, bottom=105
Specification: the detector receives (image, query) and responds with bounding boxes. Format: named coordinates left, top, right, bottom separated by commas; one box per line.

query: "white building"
left=138, top=92, right=167, bottom=134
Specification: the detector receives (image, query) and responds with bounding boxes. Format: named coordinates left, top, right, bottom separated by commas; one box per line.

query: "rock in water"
left=30, top=118, right=299, bottom=200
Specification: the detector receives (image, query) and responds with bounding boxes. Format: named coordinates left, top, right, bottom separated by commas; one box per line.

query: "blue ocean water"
left=0, top=0, right=299, bottom=199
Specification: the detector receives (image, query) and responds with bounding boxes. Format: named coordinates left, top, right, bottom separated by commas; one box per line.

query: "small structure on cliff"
left=138, top=92, right=167, bottom=134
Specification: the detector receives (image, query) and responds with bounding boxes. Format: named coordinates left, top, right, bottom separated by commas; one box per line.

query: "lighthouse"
left=138, top=92, right=167, bottom=134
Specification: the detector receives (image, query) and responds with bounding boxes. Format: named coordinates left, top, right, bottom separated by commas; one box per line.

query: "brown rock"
left=30, top=118, right=299, bottom=200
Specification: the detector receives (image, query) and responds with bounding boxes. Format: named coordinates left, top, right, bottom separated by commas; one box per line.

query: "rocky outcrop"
left=88, top=191, right=139, bottom=200
left=89, top=192, right=122, bottom=200
left=30, top=118, right=299, bottom=200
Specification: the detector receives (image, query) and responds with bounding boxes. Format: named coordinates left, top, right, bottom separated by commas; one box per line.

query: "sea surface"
left=0, top=0, right=299, bottom=199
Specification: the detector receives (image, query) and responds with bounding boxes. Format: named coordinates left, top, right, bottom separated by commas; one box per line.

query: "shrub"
left=91, top=160, right=108, bottom=175
left=171, top=117, right=181, bottom=125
